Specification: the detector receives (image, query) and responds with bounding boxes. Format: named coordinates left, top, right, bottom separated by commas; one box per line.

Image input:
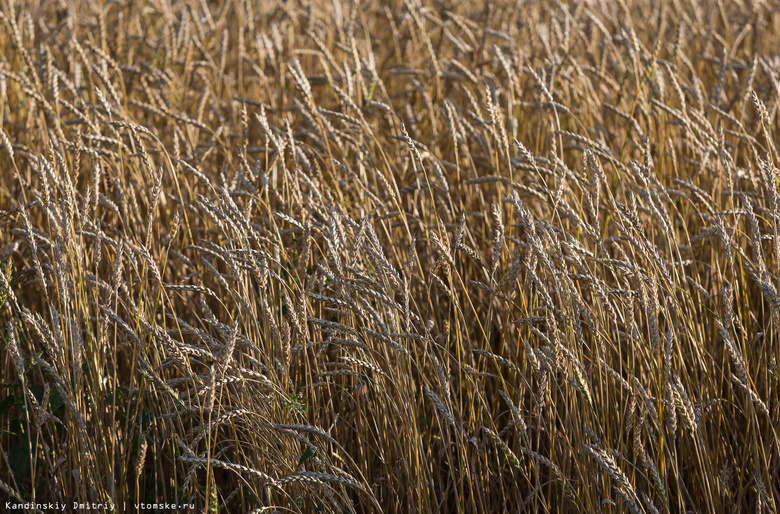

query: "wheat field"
left=0, top=0, right=778, bottom=512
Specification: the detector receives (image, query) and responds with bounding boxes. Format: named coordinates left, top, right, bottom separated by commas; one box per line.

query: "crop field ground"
left=0, top=0, right=779, bottom=512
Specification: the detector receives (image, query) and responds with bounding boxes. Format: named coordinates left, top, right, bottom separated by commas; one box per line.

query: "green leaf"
left=296, top=445, right=316, bottom=471
left=10, top=433, right=37, bottom=485
left=0, top=393, right=20, bottom=418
